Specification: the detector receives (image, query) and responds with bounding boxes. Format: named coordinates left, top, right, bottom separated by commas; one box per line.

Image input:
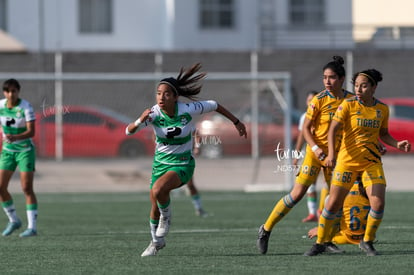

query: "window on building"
left=199, top=0, right=234, bottom=29
left=79, top=0, right=112, bottom=33
left=289, top=0, right=325, bottom=27
left=0, top=0, right=7, bottom=31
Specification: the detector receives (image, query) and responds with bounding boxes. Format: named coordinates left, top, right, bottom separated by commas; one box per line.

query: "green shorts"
left=150, top=157, right=195, bottom=189
left=0, top=147, right=36, bottom=172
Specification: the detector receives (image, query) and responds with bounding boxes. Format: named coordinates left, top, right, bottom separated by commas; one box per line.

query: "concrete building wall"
left=3, top=0, right=354, bottom=52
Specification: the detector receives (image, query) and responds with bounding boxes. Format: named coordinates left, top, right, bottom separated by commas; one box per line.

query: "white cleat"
left=155, top=215, right=171, bottom=237
left=141, top=240, right=166, bottom=257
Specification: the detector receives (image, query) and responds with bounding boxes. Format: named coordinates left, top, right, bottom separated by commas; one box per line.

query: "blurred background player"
left=186, top=129, right=208, bottom=217
left=0, top=78, right=38, bottom=237
left=186, top=177, right=207, bottom=217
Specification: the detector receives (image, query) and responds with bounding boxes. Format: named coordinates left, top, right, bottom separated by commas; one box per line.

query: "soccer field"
left=2, top=191, right=414, bottom=275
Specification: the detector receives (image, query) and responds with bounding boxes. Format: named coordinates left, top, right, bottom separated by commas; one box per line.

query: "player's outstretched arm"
left=215, top=104, right=247, bottom=138
left=326, top=120, right=342, bottom=167
left=379, top=128, right=411, bottom=152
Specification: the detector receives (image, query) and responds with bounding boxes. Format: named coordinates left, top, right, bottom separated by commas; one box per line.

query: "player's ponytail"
left=159, top=63, right=206, bottom=100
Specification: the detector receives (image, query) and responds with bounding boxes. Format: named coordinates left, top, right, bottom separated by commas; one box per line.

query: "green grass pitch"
left=1, top=191, right=414, bottom=274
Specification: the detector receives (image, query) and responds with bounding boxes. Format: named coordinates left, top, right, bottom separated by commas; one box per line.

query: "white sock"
left=307, top=199, right=317, bottom=215
left=2, top=201, right=19, bottom=223
left=306, top=185, right=317, bottom=215
left=27, top=209, right=38, bottom=230
left=159, top=205, right=171, bottom=218
left=191, top=195, right=202, bottom=211
left=150, top=222, right=163, bottom=243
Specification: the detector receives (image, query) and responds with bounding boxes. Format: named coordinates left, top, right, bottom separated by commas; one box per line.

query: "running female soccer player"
left=305, top=69, right=411, bottom=256
left=126, top=63, right=247, bottom=257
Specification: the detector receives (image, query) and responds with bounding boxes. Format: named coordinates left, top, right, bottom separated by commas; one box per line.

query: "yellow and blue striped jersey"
left=333, top=97, right=389, bottom=168
left=305, top=89, right=354, bottom=150
left=339, top=182, right=370, bottom=244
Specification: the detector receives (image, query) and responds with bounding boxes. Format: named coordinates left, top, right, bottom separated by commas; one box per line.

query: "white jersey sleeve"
left=23, top=101, right=36, bottom=122
left=185, top=100, right=218, bottom=115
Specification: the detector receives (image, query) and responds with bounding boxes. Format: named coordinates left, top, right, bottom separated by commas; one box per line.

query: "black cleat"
left=256, top=224, right=271, bottom=254
left=304, top=243, right=326, bottom=256
left=324, top=242, right=344, bottom=254
left=359, top=240, right=378, bottom=256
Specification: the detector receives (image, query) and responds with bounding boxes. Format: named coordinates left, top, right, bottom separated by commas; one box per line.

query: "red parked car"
left=380, top=98, right=414, bottom=154
left=33, top=105, right=155, bottom=158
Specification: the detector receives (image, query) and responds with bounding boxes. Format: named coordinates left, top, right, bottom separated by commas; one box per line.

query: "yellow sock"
left=263, top=194, right=296, bottom=231
left=327, top=209, right=342, bottom=242
left=316, top=208, right=336, bottom=244
left=318, top=187, right=329, bottom=213
left=364, top=209, right=383, bottom=242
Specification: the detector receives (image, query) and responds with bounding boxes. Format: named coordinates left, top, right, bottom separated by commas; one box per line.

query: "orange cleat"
left=302, top=214, right=318, bottom=222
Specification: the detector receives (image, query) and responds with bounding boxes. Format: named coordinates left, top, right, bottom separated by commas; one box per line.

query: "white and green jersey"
left=137, top=100, right=217, bottom=165
left=0, top=98, right=36, bottom=152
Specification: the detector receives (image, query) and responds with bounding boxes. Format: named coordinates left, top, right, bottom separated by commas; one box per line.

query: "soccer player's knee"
left=368, top=194, right=385, bottom=210
left=151, top=184, right=162, bottom=198
left=370, top=201, right=385, bottom=212
left=0, top=183, right=10, bottom=194
left=291, top=188, right=307, bottom=202
left=152, top=183, right=170, bottom=200
left=21, top=185, right=34, bottom=196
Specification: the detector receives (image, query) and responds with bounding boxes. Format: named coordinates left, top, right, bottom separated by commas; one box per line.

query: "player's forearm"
left=327, top=121, right=341, bottom=158
left=7, top=131, right=34, bottom=142
left=327, top=128, right=336, bottom=157
left=126, top=117, right=145, bottom=135
left=380, top=133, right=398, bottom=148
left=6, top=123, right=35, bottom=142
left=126, top=109, right=152, bottom=135
left=294, top=133, right=305, bottom=152
left=215, top=104, right=239, bottom=124
left=303, top=126, right=316, bottom=148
